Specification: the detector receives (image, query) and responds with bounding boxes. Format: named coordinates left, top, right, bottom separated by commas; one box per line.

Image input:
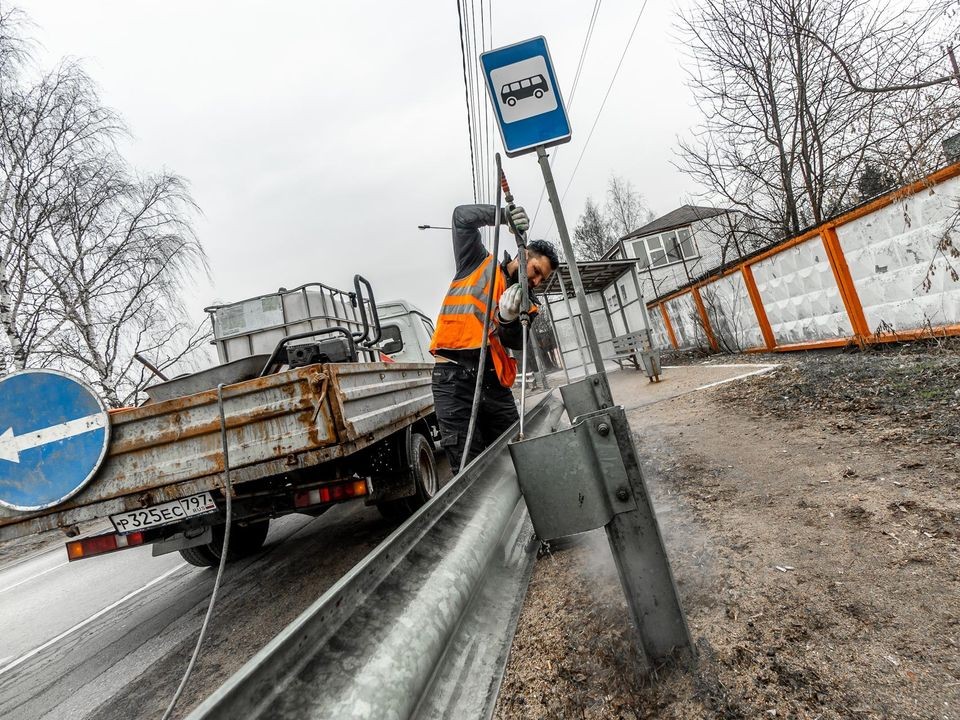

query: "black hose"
left=458, top=154, right=504, bottom=474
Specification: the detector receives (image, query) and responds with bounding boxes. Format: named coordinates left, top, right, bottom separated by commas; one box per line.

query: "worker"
left=430, top=203, right=560, bottom=470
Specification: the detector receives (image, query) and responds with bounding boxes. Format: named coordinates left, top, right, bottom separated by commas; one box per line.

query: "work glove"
left=498, top=283, right=524, bottom=323
left=507, top=205, right=529, bottom=235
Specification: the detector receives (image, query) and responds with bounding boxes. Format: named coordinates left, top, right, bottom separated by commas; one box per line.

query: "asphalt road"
left=0, top=501, right=402, bottom=720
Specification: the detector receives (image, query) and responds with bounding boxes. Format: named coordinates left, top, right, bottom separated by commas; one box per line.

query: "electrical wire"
left=466, top=0, right=483, bottom=201
left=456, top=0, right=479, bottom=201
left=541, top=0, right=648, bottom=240
left=530, top=0, right=603, bottom=232
left=161, top=383, right=234, bottom=720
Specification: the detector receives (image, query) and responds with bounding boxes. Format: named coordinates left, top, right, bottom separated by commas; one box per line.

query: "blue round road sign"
left=0, top=369, right=111, bottom=512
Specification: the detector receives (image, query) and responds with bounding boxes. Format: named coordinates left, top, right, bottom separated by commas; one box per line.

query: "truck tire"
left=408, top=432, right=439, bottom=505
left=179, top=519, right=271, bottom=568
left=375, top=432, right=438, bottom=521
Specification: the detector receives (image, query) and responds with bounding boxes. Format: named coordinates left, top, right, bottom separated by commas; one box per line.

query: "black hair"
left=526, top=239, right=560, bottom=270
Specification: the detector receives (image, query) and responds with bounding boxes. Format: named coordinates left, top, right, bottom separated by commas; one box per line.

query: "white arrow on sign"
left=0, top=414, right=107, bottom=464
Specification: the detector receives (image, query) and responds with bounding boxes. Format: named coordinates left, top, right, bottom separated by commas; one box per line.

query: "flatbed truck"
left=0, top=276, right=441, bottom=566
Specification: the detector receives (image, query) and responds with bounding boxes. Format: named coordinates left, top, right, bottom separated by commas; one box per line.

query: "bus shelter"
left=539, top=259, right=653, bottom=379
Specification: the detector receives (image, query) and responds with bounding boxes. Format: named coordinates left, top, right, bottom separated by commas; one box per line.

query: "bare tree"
left=37, top=168, right=208, bottom=405
left=572, top=197, right=614, bottom=260
left=0, top=10, right=209, bottom=404
left=678, top=0, right=960, bottom=243
left=605, top=175, right=653, bottom=239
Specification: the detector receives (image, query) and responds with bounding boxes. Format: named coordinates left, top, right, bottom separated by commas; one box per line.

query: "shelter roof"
left=540, top=259, right=638, bottom=298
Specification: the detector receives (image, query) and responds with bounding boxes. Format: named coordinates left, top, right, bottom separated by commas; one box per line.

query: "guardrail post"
left=741, top=264, right=776, bottom=350
left=509, top=377, right=694, bottom=669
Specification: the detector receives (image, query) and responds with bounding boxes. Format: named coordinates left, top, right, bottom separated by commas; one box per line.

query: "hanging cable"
left=530, top=0, right=603, bottom=232
left=161, top=383, right=234, bottom=720
left=536, top=0, right=647, bottom=241
left=456, top=0, right=479, bottom=201
left=459, top=158, right=503, bottom=473
left=465, top=0, right=483, bottom=201
left=558, top=1, right=648, bottom=204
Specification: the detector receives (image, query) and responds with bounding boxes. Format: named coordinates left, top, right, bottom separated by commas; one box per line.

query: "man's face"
left=525, top=254, right=554, bottom=289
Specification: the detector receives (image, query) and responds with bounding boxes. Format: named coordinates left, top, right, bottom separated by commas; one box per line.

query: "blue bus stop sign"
left=0, top=369, right=110, bottom=512
left=481, top=36, right=571, bottom=158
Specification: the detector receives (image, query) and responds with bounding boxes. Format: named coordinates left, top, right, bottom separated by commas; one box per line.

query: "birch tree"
left=0, top=9, right=209, bottom=404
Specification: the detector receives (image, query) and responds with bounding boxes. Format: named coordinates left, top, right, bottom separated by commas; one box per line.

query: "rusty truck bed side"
left=0, top=362, right=433, bottom=542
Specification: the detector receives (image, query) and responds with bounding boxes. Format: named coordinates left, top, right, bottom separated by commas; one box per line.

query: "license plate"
left=110, top=492, right=218, bottom=533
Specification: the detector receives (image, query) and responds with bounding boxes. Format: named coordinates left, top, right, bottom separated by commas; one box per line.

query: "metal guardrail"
left=188, top=393, right=556, bottom=720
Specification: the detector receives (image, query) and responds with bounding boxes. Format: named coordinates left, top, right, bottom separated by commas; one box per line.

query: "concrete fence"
left=647, top=163, right=960, bottom=353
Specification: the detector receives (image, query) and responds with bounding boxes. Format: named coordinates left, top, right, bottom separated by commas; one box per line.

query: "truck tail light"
left=66, top=531, right=145, bottom=561
left=294, top=478, right=370, bottom=509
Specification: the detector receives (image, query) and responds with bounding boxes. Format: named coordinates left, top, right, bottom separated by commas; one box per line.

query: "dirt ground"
left=495, top=344, right=960, bottom=719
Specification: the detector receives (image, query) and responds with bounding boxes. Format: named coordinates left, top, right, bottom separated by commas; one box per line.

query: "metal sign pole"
left=536, top=145, right=607, bottom=381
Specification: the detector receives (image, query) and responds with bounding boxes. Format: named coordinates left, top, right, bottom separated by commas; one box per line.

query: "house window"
left=629, top=227, right=699, bottom=269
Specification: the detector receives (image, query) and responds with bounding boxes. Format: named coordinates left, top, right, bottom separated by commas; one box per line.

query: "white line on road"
left=0, top=562, right=187, bottom=678
left=0, top=560, right=69, bottom=595
left=692, top=365, right=779, bottom=391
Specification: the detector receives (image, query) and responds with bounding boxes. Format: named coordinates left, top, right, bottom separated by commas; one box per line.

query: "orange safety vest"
left=430, top=254, right=517, bottom=388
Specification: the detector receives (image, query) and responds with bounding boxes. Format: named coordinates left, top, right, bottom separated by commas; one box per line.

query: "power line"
left=530, top=0, right=603, bottom=233
left=545, top=0, right=648, bottom=239
left=465, top=0, right=483, bottom=201
left=455, top=0, right=479, bottom=201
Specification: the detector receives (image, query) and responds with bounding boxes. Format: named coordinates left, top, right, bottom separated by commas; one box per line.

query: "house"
left=601, top=204, right=743, bottom=301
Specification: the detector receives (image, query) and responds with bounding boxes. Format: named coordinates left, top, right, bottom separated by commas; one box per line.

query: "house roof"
left=621, top=205, right=730, bottom=241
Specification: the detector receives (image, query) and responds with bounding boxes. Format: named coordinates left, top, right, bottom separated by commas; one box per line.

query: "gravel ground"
left=495, top=346, right=960, bottom=719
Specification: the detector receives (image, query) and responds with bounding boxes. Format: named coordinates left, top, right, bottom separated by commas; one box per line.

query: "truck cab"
left=376, top=301, right=436, bottom=365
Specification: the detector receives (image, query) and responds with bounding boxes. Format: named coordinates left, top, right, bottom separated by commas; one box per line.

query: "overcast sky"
left=15, top=0, right=702, bottom=333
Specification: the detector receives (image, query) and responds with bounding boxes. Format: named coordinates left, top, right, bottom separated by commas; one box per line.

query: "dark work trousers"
left=431, top=360, right=520, bottom=471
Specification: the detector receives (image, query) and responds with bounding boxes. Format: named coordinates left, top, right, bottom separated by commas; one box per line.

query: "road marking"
left=0, top=413, right=107, bottom=464
left=0, top=560, right=69, bottom=595
left=693, top=365, right=778, bottom=391
left=661, top=363, right=773, bottom=369
left=0, top=562, right=187, bottom=678
left=622, top=365, right=780, bottom=413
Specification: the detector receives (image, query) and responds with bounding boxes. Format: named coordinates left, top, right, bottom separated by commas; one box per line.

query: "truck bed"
left=0, top=362, right=434, bottom=542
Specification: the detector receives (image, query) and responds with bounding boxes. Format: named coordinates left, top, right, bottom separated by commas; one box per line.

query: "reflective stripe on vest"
left=430, top=255, right=517, bottom=388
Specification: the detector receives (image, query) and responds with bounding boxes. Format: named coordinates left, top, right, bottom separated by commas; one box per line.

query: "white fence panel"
left=700, top=272, right=764, bottom=350
left=663, top=292, right=703, bottom=348
left=838, top=175, right=960, bottom=333
left=751, top=235, right=852, bottom=344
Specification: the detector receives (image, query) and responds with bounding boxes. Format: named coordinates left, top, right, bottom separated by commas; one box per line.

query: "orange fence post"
left=741, top=264, right=776, bottom=350
left=690, top=287, right=720, bottom=351
left=658, top=302, right=679, bottom=349
left=820, top=225, right=870, bottom=342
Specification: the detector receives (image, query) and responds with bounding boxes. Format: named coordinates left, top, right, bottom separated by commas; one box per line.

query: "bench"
left=612, top=331, right=661, bottom=382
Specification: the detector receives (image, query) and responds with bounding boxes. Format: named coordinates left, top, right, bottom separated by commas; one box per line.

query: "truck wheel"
left=375, top=432, right=438, bottom=521
left=179, top=519, right=271, bottom=568
left=408, top=432, right=439, bottom=505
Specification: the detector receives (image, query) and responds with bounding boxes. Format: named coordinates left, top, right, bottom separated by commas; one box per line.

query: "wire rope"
left=456, top=0, right=479, bottom=201
left=530, top=0, right=602, bottom=232
left=541, top=0, right=648, bottom=240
